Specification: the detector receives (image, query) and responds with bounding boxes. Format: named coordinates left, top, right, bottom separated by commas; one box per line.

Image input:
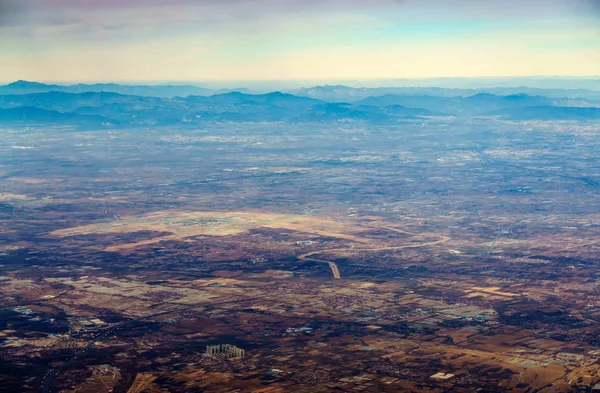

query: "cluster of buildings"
left=205, top=344, right=245, bottom=359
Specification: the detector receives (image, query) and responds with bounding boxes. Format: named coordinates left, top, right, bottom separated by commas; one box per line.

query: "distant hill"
left=296, top=103, right=390, bottom=122
left=182, top=91, right=323, bottom=108
left=0, top=91, right=328, bottom=124
left=354, top=104, right=439, bottom=117
left=486, top=106, right=600, bottom=120
left=5, top=81, right=600, bottom=102
left=0, top=80, right=221, bottom=98
left=356, top=93, right=557, bottom=116
left=0, top=87, right=598, bottom=127
left=293, top=85, right=600, bottom=102
left=357, top=94, right=448, bottom=108
left=0, top=106, right=115, bottom=125
left=0, top=91, right=165, bottom=112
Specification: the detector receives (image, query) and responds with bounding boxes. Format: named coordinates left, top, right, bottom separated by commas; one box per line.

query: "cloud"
left=3, top=0, right=598, bottom=29
left=0, top=0, right=25, bottom=26
left=0, top=0, right=597, bottom=81
left=2, top=0, right=597, bottom=45
left=1, top=0, right=388, bottom=45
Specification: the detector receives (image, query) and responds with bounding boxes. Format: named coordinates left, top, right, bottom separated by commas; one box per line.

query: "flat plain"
left=2, top=115, right=600, bottom=392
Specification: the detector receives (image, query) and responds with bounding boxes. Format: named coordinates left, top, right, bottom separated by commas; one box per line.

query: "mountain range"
left=0, top=81, right=599, bottom=127
left=0, top=80, right=248, bottom=98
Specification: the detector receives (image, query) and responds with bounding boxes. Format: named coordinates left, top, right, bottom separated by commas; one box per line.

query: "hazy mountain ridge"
left=0, top=82, right=599, bottom=126
left=0, top=80, right=236, bottom=98
left=293, top=84, right=600, bottom=102
left=0, top=106, right=116, bottom=125
left=3, top=80, right=600, bottom=101
left=485, top=106, right=600, bottom=120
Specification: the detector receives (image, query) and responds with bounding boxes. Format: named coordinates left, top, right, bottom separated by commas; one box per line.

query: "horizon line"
left=2, top=75, right=600, bottom=86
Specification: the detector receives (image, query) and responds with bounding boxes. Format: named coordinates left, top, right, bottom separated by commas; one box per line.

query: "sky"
left=0, top=0, right=599, bottom=83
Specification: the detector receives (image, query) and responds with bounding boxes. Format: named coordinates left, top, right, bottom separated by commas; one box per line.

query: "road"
left=297, top=224, right=450, bottom=279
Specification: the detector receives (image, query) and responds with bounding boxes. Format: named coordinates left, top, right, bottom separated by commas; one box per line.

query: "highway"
left=297, top=228, right=451, bottom=280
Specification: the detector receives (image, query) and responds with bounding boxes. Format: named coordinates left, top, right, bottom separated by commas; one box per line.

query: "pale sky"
left=0, top=0, right=599, bottom=82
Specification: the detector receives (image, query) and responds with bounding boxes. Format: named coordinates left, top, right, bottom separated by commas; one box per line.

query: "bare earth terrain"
left=1, top=117, right=600, bottom=392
